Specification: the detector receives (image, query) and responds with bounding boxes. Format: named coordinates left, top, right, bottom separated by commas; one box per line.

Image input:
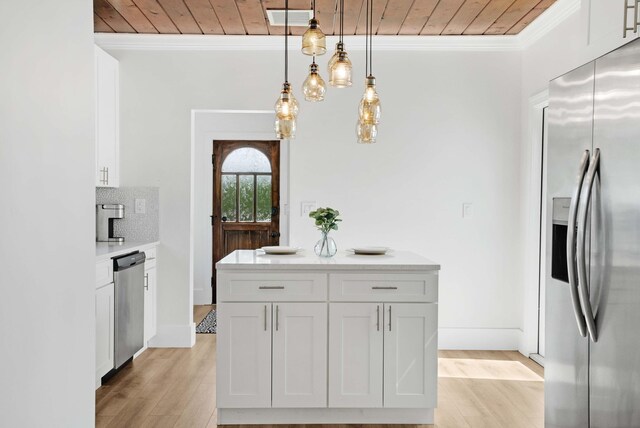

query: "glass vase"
left=314, top=231, right=337, bottom=257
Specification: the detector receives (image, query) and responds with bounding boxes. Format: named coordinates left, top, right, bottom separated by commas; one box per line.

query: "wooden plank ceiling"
left=94, top=0, right=557, bottom=35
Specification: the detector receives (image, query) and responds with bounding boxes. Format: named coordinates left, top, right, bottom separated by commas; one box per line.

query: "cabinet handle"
left=144, top=273, right=149, bottom=290
left=264, top=305, right=267, bottom=331
left=105, top=167, right=109, bottom=185
left=376, top=305, right=380, bottom=331
left=259, top=286, right=285, bottom=290
left=388, top=305, right=392, bottom=331
left=276, top=305, right=279, bottom=331
left=372, top=286, right=398, bottom=290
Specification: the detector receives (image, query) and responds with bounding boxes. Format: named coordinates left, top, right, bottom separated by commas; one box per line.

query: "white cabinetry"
left=272, top=303, right=327, bottom=408
left=328, top=303, right=383, bottom=408
left=218, top=301, right=328, bottom=409
left=383, top=303, right=437, bottom=408
left=216, top=253, right=440, bottom=425
left=143, top=248, right=157, bottom=345
left=583, top=0, right=639, bottom=58
left=94, top=45, right=119, bottom=187
left=217, top=303, right=272, bottom=408
left=328, top=302, right=437, bottom=409
left=95, top=260, right=114, bottom=388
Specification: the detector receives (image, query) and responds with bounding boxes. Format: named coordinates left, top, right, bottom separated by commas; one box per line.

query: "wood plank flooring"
left=96, top=305, right=544, bottom=428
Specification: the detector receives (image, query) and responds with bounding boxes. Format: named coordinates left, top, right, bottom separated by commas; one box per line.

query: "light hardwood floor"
left=96, top=305, right=544, bottom=428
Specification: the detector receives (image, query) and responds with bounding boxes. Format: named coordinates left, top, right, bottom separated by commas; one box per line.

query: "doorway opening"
left=211, top=140, right=281, bottom=303
left=532, top=105, right=549, bottom=366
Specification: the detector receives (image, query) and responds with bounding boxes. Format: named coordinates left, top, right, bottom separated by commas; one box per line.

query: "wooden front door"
left=212, top=140, right=280, bottom=303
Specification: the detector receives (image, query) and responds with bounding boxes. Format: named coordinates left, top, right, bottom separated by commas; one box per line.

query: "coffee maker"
left=96, top=204, right=125, bottom=243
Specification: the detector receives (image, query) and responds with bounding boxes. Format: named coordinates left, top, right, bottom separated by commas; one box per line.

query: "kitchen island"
left=216, top=249, right=440, bottom=425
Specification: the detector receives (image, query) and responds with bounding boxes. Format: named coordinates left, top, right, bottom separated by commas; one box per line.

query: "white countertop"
left=96, top=240, right=159, bottom=262
left=216, top=250, right=440, bottom=271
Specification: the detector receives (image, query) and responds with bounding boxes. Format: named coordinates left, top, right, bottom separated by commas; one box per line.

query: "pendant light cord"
left=365, top=0, right=369, bottom=77
left=285, top=0, right=289, bottom=83
left=369, top=0, right=373, bottom=75
left=340, top=0, right=344, bottom=44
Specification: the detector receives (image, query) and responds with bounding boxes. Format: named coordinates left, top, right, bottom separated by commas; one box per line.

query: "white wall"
left=112, top=46, right=524, bottom=349
left=0, top=1, right=95, bottom=426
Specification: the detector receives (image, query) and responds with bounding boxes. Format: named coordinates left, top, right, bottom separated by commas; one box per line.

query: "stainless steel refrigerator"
left=545, top=38, right=640, bottom=427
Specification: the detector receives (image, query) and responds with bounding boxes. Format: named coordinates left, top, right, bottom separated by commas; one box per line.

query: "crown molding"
left=94, top=33, right=521, bottom=52
left=517, top=0, right=581, bottom=48
left=94, top=0, right=580, bottom=52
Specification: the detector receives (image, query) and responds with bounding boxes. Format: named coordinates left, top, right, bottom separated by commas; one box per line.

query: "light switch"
left=462, top=203, right=473, bottom=219
left=301, top=201, right=317, bottom=217
left=135, top=198, right=146, bottom=214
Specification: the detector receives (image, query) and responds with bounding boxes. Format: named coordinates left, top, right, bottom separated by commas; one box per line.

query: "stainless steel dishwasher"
left=113, top=251, right=146, bottom=369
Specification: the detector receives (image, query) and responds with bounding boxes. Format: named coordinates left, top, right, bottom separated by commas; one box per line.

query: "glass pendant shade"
left=302, top=62, right=326, bottom=102
left=274, top=83, right=299, bottom=139
left=358, top=76, right=381, bottom=124
left=301, top=19, right=326, bottom=56
left=356, top=120, right=377, bottom=144
left=329, top=51, right=352, bottom=88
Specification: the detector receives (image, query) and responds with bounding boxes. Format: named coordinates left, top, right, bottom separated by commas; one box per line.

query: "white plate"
left=259, top=246, right=302, bottom=255
left=349, top=246, right=390, bottom=255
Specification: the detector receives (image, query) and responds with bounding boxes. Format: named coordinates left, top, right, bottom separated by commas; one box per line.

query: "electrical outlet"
left=135, top=198, right=146, bottom=214
left=301, top=201, right=316, bottom=217
left=462, top=203, right=473, bottom=219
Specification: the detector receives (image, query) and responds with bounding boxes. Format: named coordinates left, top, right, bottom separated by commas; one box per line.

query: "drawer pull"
left=372, top=286, right=398, bottom=290
left=259, top=286, right=285, bottom=290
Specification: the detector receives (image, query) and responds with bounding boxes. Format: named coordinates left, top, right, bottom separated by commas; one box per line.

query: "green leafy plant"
left=309, top=207, right=342, bottom=234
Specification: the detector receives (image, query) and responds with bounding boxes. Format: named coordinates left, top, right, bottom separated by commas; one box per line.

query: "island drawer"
left=329, top=273, right=438, bottom=302
left=218, top=272, right=328, bottom=302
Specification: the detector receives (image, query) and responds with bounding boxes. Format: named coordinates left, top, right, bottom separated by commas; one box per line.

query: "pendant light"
left=357, top=0, right=381, bottom=144
left=275, top=0, right=299, bottom=139
left=302, top=56, right=327, bottom=102
left=328, top=0, right=352, bottom=88
left=301, top=0, right=326, bottom=56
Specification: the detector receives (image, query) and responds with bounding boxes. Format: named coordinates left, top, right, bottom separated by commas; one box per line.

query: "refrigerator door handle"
left=577, top=148, right=600, bottom=343
left=567, top=149, right=590, bottom=338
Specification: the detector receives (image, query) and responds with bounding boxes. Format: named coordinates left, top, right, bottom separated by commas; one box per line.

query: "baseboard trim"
left=218, top=408, right=434, bottom=424
left=438, top=327, right=522, bottom=350
left=149, top=323, right=196, bottom=348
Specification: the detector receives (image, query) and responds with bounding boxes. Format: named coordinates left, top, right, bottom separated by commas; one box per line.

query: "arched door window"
left=220, top=147, right=272, bottom=223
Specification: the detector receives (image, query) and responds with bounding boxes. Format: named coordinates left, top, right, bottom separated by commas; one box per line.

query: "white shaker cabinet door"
left=95, top=282, right=115, bottom=386
left=143, top=266, right=157, bottom=345
left=383, top=303, right=437, bottom=408
left=95, top=45, right=119, bottom=187
left=272, top=303, right=327, bottom=408
left=328, top=303, right=383, bottom=408
left=217, top=303, right=272, bottom=408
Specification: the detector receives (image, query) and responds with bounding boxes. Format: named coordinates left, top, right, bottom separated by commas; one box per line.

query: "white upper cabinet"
left=583, top=0, right=639, bottom=57
left=94, top=46, right=119, bottom=187
left=383, top=303, right=438, bottom=408
left=328, top=303, right=384, bottom=408
left=217, top=303, right=272, bottom=408
left=272, top=303, right=327, bottom=408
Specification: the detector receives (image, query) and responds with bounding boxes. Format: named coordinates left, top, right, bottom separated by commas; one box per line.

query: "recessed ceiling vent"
left=267, top=9, right=313, bottom=27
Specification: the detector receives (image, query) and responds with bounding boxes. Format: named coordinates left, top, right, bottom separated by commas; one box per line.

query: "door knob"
left=270, top=231, right=280, bottom=238
left=222, top=216, right=228, bottom=222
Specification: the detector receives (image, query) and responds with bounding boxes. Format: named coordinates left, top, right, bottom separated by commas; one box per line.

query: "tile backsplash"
left=96, top=187, right=159, bottom=242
